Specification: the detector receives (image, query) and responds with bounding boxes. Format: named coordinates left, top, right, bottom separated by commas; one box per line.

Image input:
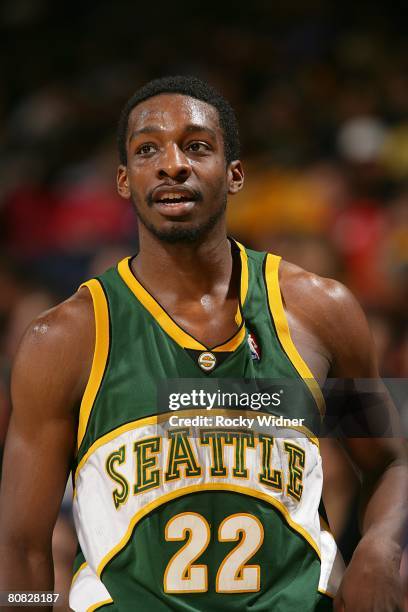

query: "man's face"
left=117, top=93, right=243, bottom=243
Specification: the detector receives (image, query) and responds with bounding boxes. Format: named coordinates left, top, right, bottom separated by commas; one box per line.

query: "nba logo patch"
left=247, top=331, right=261, bottom=361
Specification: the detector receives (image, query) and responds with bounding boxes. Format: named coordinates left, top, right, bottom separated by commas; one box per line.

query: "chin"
left=149, top=223, right=208, bottom=244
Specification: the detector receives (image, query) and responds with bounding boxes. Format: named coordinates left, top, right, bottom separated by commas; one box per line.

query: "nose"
left=157, top=143, right=191, bottom=182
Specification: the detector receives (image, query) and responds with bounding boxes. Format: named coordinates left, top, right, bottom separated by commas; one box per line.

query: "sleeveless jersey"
left=69, top=240, right=344, bottom=611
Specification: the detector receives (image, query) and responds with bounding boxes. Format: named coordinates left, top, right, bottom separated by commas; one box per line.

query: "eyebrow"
left=128, top=123, right=217, bottom=142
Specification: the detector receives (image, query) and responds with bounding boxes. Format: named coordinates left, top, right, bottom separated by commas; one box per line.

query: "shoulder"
left=277, top=259, right=378, bottom=377
left=278, top=259, right=356, bottom=318
left=18, top=286, right=94, bottom=358
left=12, top=287, right=95, bottom=413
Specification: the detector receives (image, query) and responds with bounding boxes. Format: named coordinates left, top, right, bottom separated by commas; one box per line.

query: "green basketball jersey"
left=69, top=240, right=343, bottom=611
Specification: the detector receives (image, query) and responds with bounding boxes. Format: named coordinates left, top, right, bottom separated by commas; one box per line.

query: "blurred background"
left=0, top=0, right=406, bottom=608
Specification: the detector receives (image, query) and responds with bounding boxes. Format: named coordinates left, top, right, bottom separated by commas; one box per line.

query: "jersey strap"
left=263, top=254, right=325, bottom=418
left=77, top=279, right=111, bottom=451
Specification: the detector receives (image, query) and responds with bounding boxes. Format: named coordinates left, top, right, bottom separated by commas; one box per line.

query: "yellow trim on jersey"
left=236, top=239, right=249, bottom=306
left=71, top=561, right=87, bottom=587
left=118, top=257, right=205, bottom=350
left=73, top=409, right=319, bottom=492
left=96, top=482, right=320, bottom=577
left=87, top=599, right=113, bottom=612
left=212, top=325, right=246, bottom=351
left=264, top=254, right=325, bottom=418
left=319, top=514, right=333, bottom=535
left=117, top=249, right=248, bottom=353
left=71, top=561, right=113, bottom=610
left=77, top=280, right=110, bottom=451
left=318, top=588, right=335, bottom=599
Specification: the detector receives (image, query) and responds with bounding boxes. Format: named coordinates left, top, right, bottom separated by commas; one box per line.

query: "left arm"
left=281, top=264, right=408, bottom=610
left=322, top=280, right=408, bottom=612
left=337, top=435, right=407, bottom=611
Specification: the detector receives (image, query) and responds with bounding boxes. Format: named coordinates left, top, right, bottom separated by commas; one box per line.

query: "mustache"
left=146, top=187, right=203, bottom=207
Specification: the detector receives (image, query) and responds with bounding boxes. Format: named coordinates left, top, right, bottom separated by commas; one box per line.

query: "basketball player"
left=0, top=76, right=406, bottom=611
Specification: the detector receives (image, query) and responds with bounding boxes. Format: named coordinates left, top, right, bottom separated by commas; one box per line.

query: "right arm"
left=0, top=289, right=94, bottom=609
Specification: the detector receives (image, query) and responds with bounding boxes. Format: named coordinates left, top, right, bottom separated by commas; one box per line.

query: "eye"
left=186, top=141, right=210, bottom=153
left=136, top=143, right=157, bottom=156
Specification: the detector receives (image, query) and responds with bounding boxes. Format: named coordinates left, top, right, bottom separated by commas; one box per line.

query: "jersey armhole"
left=76, top=279, right=111, bottom=451
left=232, top=239, right=249, bottom=324
left=264, top=254, right=325, bottom=419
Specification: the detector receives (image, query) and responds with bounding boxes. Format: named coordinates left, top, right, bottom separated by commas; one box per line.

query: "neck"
left=132, top=222, right=233, bottom=300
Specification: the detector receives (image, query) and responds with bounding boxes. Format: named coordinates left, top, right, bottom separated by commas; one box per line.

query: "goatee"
left=133, top=195, right=227, bottom=244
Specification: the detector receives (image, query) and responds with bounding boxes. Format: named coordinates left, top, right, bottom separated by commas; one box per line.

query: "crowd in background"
left=0, top=0, right=407, bottom=608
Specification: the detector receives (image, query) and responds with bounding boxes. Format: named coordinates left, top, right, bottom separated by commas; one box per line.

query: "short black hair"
left=117, top=75, right=240, bottom=166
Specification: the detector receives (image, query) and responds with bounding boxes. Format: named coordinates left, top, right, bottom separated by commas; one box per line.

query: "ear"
left=227, top=160, right=244, bottom=195
left=117, top=165, right=131, bottom=199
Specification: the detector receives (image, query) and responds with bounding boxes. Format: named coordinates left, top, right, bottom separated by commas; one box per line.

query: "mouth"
left=152, top=187, right=200, bottom=218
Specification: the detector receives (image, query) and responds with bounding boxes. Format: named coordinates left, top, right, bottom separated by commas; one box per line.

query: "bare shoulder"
left=278, top=260, right=378, bottom=377
left=279, top=259, right=358, bottom=317
left=12, top=287, right=95, bottom=416
left=17, top=286, right=94, bottom=362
